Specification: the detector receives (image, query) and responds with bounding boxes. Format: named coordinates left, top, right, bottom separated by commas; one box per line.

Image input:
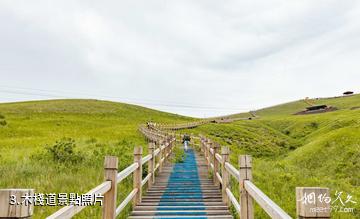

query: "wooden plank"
left=216, top=172, right=223, bottom=185
left=209, top=148, right=214, bottom=155
left=141, top=154, right=152, bottom=164
left=141, top=173, right=152, bottom=187
left=154, top=148, right=160, bottom=156
left=103, top=156, right=118, bottom=219
left=226, top=188, right=241, bottom=214
left=154, top=163, right=160, bottom=172
left=239, top=155, right=253, bottom=219
left=0, top=189, right=34, bottom=218
left=215, top=153, right=223, bottom=163
left=148, top=143, right=155, bottom=188
left=133, top=147, right=143, bottom=207
left=296, top=187, right=330, bottom=218
left=213, top=143, right=220, bottom=186
left=225, top=162, right=240, bottom=180
left=221, top=147, right=230, bottom=205
left=244, top=181, right=291, bottom=219
left=115, top=188, right=138, bottom=216
left=117, top=163, right=139, bottom=183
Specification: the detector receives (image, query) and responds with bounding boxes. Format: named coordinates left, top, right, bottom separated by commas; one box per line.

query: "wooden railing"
left=1, top=123, right=330, bottom=219
left=197, top=136, right=292, bottom=219
left=156, top=120, right=211, bottom=130
left=47, top=129, right=175, bottom=219
left=155, top=115, right=256, bottom=130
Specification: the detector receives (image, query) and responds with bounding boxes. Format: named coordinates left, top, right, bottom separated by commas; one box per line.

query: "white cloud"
left=0, top=0, right=359, bottom=117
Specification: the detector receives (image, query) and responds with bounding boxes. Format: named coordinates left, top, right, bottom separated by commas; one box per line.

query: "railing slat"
left=244, top=181, right=292, bottom=219
left=47, top=181, right=111, bottom=219
left=225, top=162, right=240, bottom=179
left=215, top=153, right=223, bottom=163
left=115, top=188, right=138, bottom=216
left=117, top=163, right=139, bottom=183
left=209, top=148, right=214, bottom=155
left=216, top=172, right=223, bottom=185
left=154, top=148, right=160, bottom=156
left=141, top=154, right=152, bottom=164
left=141, top=173, right=151, bottom=187
left=226, top=188, right=241, bottom=214
left=154, top=163, right=160, bottom=172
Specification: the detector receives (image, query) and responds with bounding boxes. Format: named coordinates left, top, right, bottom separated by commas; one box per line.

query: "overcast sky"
left=0, top=1, right=359, bottom=117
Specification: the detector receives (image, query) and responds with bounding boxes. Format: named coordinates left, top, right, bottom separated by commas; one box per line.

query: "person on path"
left=182, top=134, right=191, bottom=151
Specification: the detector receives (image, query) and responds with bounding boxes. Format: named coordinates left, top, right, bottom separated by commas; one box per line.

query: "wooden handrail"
left=47, top=126, right=176, bottom=218
left=46, top=181, right=111, bottom=219
left=155, top=120, right=212, bottom=130
left=141, top=154, right=152, bottom=164
left=225, top=162, right=239, bottom=179
left=244, top=181, right=292, bottom=219
left=115, top=188, right=138, bottom=216
left=198, top=135, right=292, bottom=219
left=226, top=188, right=241, bottom=213
left=117, top=163, right=138, bottom=182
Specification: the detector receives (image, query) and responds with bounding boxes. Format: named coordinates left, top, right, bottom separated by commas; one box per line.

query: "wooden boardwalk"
left=43, top=124, right=327, bottom=219
left=129, top=148, right=233, bottom=219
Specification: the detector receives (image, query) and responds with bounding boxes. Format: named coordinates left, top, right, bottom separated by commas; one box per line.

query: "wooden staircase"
left=129, top=148, right=233, bottom=219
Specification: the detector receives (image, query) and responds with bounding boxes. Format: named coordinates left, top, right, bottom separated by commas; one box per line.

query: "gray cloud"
left=0, top=0, right=359, bottom=117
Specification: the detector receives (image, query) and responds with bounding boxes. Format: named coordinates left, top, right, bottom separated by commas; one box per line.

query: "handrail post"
left=133, top=147, right=143, bottom=207
left=0, top=189, right=34, bottom=218
left=208, top=141, right=213, bottom=169
left=171, top=136, right=174, bottom=151
left=164, top=134, right=169, bottom=161
left=166, top=138, right=170, bottom=160
left=213, top=143, right=220, bottom=187
left=239, top=155, right=254, bottom=219
left=205, top=139, right=210, bottom=171
left=159, top=141, right=164, bottom=172
left=103, top=156, right=118, bottom=219
left=148, top=143, right=155, bottom=188
left=296, top=187, right=330, bottom=218
left=203, top=138, right=207, bottom=160
left=221, top=147, right=230, bottom=205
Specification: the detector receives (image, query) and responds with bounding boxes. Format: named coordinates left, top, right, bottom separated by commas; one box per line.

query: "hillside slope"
left=188, top=94, right=360, bottom=218
left=0, top=99, right=193, bottom=218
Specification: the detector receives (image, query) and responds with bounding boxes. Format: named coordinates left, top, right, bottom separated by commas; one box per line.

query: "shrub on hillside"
left=0, top=120, right=6, bottom=126
left=309, top=121, right=319, bottom=128
left=45, top=138, right=84, bottom=164
left=0, top=114, right=6, bottom=126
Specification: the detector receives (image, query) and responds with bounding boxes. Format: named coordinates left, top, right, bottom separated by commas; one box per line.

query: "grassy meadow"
left=186, top=94, right=360, bottom=218
left=0, top=99, right=193, bottom=218
left=1, top=95, right=359, bottom=218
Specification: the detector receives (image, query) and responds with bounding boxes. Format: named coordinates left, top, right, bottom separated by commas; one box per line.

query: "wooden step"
left=129, top=148, right=232, bottom=218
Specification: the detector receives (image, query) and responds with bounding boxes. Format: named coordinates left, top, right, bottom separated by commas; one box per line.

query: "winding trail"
left=129, top=148, right=233, bottom=219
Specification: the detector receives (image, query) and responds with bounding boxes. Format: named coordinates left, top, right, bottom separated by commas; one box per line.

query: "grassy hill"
left=1, top=96, right=359, bottom=218
left=0, top=99, right=193, bottom=218
left=187, top=94, right=360, bottom=218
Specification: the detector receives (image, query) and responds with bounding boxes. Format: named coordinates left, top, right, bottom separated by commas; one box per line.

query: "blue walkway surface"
left=156, top=149, right=206, bottom=218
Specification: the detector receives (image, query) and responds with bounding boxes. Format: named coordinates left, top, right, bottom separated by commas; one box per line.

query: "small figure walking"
left=182, top=134, right=191, bottom=151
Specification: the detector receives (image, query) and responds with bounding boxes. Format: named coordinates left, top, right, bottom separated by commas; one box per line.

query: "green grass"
left=1, top=95, right=359, bottom=218
left=186, top=94, right=360, bottom=218
left=0, top=99, right=193, bottom=218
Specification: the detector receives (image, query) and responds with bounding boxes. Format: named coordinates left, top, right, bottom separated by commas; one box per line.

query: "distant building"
left=306, top=105, right=327, bottom=111
left=343, top=91, right=354, bottom=95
